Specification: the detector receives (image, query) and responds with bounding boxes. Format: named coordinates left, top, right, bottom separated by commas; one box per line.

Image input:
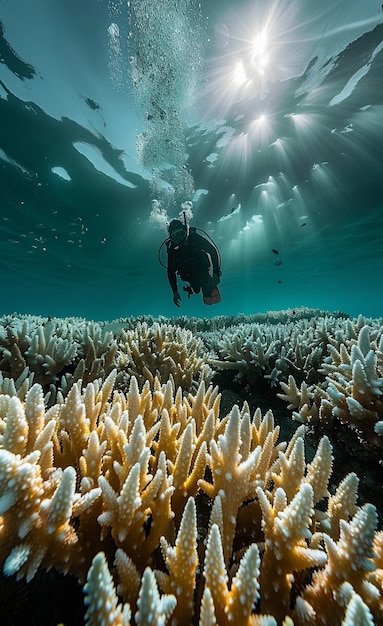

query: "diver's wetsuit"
left=167, top=228, right=220, bottom=297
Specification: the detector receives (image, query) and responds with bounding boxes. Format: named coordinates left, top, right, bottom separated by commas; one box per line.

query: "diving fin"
left=203, top=287, right=221, bottom=305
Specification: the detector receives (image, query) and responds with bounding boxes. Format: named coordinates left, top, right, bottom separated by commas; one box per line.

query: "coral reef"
left=278, top=321, right=383, bottom=454
left=115, top=321, right=213, bottom=392
left=0, top=310, right=382, bottom=625
left=205, top=314, right=354, bottom=388
left=0, top=316, right=212, bottom=403
left=0, top=315, right=117, bottom=405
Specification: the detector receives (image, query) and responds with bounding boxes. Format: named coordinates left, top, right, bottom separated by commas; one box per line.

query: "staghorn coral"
left=0, top=372, right=221, bottom=584
left=205, top=314, right=355, bottom=389
left=299, top=503, right=381, bottom=624
left=0, top=314, right=117, bottom=405
left=115, top=321, right=213, bottom=393
left=0, top=314, right=214, bottom=406
left=110, top=307, right=348, bottom=334
left=0, top=363, right=382, bottom=625
left=0, top=316, right=78, bottom=387
left=278, top=322, right=383, bottom=452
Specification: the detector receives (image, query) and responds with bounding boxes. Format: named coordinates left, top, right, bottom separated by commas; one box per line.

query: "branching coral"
left=115, top=321, right=213, bottom=393
left=206, top=315, right=353, bottom=389
left=278, top=322, right=383, bottom=451
left=1, top=366, right=382, bottom=625
left=1, top=310, right=383, bottom=625
left=0, top=314, right=117, bottom=405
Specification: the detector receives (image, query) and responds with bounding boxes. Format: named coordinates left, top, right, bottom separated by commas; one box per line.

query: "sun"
left=201, top=0, right=315, bottom=119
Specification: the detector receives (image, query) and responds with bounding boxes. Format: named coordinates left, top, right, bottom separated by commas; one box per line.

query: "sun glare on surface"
left=203, top=0, right=304, bottom=117
left=197, top=0, right=382, bottom=259
left=233, top=60, right=247, bottom=87
left=251, top=30, right=269, bottom=75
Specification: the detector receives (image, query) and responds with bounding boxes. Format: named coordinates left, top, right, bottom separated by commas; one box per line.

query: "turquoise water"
left=1, top=0, right=383, bottom=321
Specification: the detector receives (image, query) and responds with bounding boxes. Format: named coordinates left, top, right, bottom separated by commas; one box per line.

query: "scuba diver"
left=159, top=216, right=222, bottom=307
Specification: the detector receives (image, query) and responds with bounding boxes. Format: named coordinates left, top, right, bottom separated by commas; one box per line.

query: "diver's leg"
left=202, top=276, right=221, bottom=305
left=188, top=273, right=201, bottom=294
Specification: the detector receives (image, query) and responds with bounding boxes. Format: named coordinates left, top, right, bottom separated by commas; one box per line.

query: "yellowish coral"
left=199, top=404, right=265, bottom=563
left=203, top=522, right=261, bottom=626
left=257, top=482, right=328, bottom=622
left=301, top=503, right=382, bottom=625
left=157, top=497, right=198, bottom=624
left=116, top=321, right=212, bottom=392
left=0, top=359, right=382, bottom=625
left=84, top=551, right=132, bottom=626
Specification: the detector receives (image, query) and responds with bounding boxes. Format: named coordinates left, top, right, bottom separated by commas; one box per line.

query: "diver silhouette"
left=159, top=217, right=222, bottom=307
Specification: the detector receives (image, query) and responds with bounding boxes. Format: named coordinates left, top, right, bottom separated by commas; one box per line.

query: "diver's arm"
left=167, top=252, right=181, bottom=305
left=167, top=265, right=177, bottom=292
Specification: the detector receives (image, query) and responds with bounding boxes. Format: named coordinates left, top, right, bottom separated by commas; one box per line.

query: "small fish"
left=299, top=222, right=307, bottom=227
left=272, top=248, right=279, bottom=254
